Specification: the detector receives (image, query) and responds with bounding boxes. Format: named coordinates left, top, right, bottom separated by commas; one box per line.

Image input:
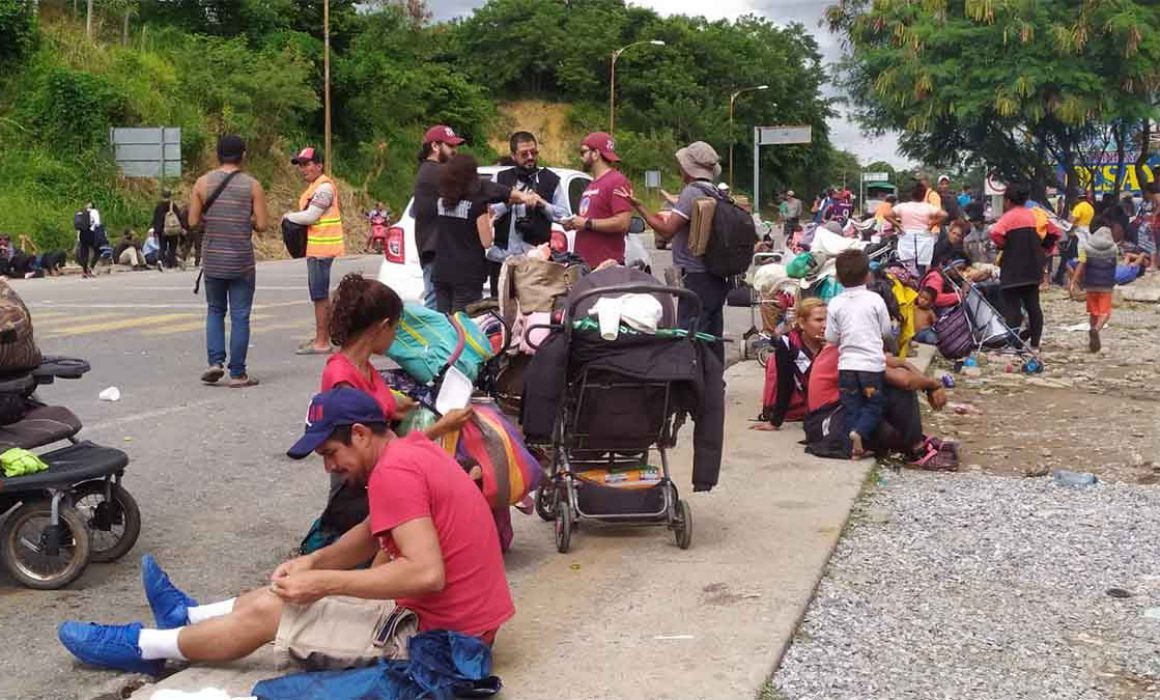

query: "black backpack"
left=699, top=186, right=758, bottom=278
left=282, top=219, right=308, bottom=259
left=73, top=210, right=90, bottom=232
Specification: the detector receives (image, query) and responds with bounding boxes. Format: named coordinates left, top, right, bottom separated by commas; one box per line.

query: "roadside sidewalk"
left=124, top=353, right=931, bottom=700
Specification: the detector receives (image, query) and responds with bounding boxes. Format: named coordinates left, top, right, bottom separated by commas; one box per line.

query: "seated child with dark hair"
left=913, top=286, right=940, bottom=345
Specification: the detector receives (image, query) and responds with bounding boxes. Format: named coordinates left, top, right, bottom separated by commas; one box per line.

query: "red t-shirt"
left=807, top=344, right=840, bottom=412
left=574, top=169, right=634, bottom=267
left=367, top=433, right=515, bottom=637
left=320, top=353, right=398, bottom=420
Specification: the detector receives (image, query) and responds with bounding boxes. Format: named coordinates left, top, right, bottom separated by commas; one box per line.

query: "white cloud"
left=426, top=0, right=914, bottom=167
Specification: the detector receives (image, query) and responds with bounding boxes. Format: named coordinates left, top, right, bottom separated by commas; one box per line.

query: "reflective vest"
left=299, top=175, right=345, bottom=258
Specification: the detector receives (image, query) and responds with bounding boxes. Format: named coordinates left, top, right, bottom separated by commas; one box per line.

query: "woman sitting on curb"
left=753, top=297, right=827, bottom=431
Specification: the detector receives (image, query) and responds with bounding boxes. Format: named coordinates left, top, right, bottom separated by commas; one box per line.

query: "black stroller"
left=0, top=357, right=140, bottom=589
left=528, top=281, right=714, bottom=553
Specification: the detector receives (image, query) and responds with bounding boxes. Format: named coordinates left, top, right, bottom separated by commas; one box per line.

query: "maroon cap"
left=582, top=132, right=620, bottom=163
left=291, top=147, right=323, bottom=165
left=423, top=125, right=466, bottom=146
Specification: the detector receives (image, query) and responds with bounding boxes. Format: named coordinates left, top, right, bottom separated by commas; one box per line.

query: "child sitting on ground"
left=1069, top=225, right=1117, bottom=353
left=912, top=286, right=939, bottom=345
left=825, top=249, right=893, bottom=458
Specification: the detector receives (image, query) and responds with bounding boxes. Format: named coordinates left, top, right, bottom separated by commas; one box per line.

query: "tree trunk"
left=1112, top=120, right=1128, bottom=199
left=85, top=0, right=93, bottom=39
left=1135, top=117, right=1151, bottom=184
left=122, top=12, right=129, bottom=46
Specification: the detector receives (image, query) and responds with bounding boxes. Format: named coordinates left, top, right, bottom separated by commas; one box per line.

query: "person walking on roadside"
left=616, top=141, right=728, bottom=363
left=188, top=134, right=268, bottom=388
left=151, top=189, right=187, bottom=269
left=566, top=132, right=634, bottom=268
left=285, top=147, right=345, bottom=355
left=989, top=182, right=1057, bottom=351
left=74, top=203, right=96, bottom=278
left=783, top=190, right=802, bottom=243
left=414, top=125, right=466, bottom=309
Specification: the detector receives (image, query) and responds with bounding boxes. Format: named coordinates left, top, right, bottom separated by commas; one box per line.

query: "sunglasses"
left=517, top=149, right=539, bottom=158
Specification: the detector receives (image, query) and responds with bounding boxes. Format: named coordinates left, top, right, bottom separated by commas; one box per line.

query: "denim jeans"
left=205, top=274, right=256, bottom=378
left=421, top=260, right=437, bottom=310
left=839, top=369, right=885, bottom=441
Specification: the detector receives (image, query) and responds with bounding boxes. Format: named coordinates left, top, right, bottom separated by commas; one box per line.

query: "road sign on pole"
left=753, top=125, right=812, bottom=215
left=862, top=172, right=888, bottom=182
left=757, top=126, right=812, bottom=146
left=644, top=170, right=661, bottom=189
left=110, top=127, right=182, bottom=179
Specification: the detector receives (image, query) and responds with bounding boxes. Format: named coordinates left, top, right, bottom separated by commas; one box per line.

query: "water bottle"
left=963, top=355, right=977, bottom=368
left=1053, top=470, right=1098, bottom=487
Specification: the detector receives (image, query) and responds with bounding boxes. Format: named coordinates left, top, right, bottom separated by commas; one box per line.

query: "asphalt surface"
left=0, top=251, right=757, bottom=700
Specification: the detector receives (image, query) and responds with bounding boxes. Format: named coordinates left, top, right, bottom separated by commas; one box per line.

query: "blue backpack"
left=386, top=304, right=493, bottom=385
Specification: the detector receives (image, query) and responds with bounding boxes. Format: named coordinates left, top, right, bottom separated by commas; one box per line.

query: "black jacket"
left=493, top=167, right=561, bottom=248
left=522, top=330, right=724, bottom=492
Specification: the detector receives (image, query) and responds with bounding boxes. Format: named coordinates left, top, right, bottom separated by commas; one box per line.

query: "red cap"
left=291, top=147, right=323, bottom=165
left=423, top=125, right=466, bottom=146
left=582, top=132, right=620, bottom=163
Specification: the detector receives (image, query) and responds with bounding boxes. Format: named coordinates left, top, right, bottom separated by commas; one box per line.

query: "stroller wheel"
left=73, top=481, right=141, bottom=562
left=554, top=507, right=572, bottom=554
left=0, top=500, right=91, bottom=589
left=755, top=343, right=774, bottom=369
left=534, top=485, right=558, bottom=522
left=673, top=500, right=693, bottom=550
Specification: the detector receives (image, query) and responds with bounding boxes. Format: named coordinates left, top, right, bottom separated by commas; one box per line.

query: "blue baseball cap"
left=287, top=387, right=387, bottom=459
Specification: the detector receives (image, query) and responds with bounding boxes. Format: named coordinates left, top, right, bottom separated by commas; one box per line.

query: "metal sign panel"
left=862, top=172, right=888, bottom=182
left=757, top=125, right=811, bottom=146
left=984, top=173, right=1006, bottom=196
left=644, top=170, right=662, bottom=188
left=110, top=127, right=182, bottom=179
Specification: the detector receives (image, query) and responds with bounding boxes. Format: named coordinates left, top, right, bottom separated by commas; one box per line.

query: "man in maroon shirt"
left=566, top=132, right=634, bottom=267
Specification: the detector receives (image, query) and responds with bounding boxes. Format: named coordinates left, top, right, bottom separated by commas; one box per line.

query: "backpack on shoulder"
left=697, top=186, right=758, bottom=278
left=163, top=203, right=183, bottom=237
left=73, top=210, right=90, bottom=233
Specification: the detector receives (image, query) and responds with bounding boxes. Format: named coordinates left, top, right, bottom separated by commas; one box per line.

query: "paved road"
left=0, top=252, right=759, bottom=700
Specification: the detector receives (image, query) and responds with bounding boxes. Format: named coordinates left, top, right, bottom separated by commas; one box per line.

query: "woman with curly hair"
left=321, top=272, right=472, bottom=438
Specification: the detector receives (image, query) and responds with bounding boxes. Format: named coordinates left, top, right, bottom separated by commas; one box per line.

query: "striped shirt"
left=202, top=169, right=256, bottom=279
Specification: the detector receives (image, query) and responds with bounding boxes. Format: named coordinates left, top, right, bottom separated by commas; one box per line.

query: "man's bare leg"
left=176, top=588, right=284, bottom=662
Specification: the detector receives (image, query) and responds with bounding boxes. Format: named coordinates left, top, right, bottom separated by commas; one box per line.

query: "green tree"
left=827, top=0, right=1160, bottom=199
left=0, top=0, right=37, bottom=63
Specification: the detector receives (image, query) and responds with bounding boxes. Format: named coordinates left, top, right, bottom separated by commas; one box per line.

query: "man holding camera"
left=489, top=132, right=569, bottom=292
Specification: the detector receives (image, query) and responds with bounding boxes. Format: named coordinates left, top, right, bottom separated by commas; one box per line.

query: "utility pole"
left=323, top=0, right=332, bottom=176
left=727, top=85, right=768, bottom=189
left=86, top=0, right=94, bottom=39
left=608, top=40, right=665, bottom=135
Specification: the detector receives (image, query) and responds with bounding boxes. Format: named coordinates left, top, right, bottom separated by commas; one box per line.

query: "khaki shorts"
left=274, top=596, right=417, bottom=671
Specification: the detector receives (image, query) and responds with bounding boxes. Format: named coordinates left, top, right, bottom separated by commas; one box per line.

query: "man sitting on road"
left=58, top=387, right=514, bottom=675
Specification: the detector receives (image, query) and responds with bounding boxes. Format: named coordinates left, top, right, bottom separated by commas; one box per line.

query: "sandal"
left=228, top=375, right=260, bottom=388
left=295, top=342, right=331, bottom=356
left=201, top=365, right=225, bottom=384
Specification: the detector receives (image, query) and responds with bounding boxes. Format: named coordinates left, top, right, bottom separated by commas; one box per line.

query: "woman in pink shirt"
left=889, top=182, right=947, bottom=272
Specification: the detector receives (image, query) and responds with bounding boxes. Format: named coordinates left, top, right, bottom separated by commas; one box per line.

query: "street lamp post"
left=728, top=85, right=769, bottom=189
left=609, top=40, right=666, bottom=135
left=323, top=0, right=332, bottom=176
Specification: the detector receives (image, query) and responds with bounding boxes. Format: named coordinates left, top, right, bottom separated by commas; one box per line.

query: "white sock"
left=138, top=627, right=186, bottom=661
left=187, top=598, right=236, bottom=625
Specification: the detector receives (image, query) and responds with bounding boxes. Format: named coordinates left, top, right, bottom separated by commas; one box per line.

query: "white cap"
left=938, top=174, right=950, bottom=183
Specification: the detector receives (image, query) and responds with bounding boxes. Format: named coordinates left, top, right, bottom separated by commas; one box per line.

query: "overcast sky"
left=426, top=0, right=911, bottom=167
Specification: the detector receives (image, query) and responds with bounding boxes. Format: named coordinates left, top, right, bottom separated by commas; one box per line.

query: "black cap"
left=217, top=134, right=246, bottom=163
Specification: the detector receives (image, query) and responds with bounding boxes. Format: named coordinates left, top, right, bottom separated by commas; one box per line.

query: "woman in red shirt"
left=324, top=273, right=471, bottom=439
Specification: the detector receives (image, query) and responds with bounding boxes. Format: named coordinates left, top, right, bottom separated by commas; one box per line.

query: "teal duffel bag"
left=386, top=303, right=493, bottom=384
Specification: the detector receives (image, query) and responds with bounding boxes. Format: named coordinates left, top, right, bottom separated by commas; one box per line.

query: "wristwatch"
left=583, top=218, right=593, bottom=231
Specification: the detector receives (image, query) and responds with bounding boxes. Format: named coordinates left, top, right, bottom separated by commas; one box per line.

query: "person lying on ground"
left=58, top=387, right=514, bottom=676
left=753, top=297, right=827, bottom=431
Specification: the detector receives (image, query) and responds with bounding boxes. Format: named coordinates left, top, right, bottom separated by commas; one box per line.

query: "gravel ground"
left=771, top=470, right=1160, bottom=700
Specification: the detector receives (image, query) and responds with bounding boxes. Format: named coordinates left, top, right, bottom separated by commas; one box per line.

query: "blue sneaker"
left=142, top=555, right=198, bottom=630
left=57, top=621, right=164, bottom=676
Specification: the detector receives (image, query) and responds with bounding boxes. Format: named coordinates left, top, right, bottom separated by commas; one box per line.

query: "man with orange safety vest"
left=286, top=147, right=345, bottom=355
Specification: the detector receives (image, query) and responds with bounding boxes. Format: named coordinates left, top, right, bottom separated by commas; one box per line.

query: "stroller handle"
left=563, top=283, right=704, bottom=338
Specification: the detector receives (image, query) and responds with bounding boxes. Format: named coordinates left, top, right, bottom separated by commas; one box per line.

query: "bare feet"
left=849, top=430, right=865, bottom=459
left=750, top=422, right=780, bottom=431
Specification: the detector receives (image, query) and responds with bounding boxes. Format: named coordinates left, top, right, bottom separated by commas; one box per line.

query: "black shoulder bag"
left=192, top=170, right=241, bottom=294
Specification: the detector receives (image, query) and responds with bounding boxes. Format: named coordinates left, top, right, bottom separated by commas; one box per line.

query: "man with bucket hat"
left=57, top=387, right=513, bottom=675
left=617, top=141, right=730, bottom=362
